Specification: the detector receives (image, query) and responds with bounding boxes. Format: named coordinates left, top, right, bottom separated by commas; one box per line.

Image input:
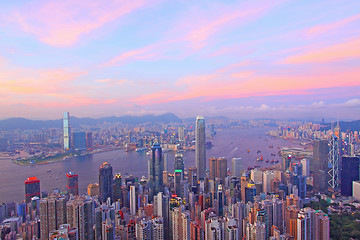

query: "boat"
left=248, top=167, right=254, bottom=170
left=254, top=165, right=260, bottom=168
left=260, top=155, right=263, bottom=161
left=135, top=147, right=147, bottom=152
left=247, top=149, right=250, bottom=153
left=269, top=145, right=273, bottom=148
left=256, top=158, right=260, bottom=162
left=275, top=160, right=279, bottom=163
left=265, top=159, right=269, bottom=163
left=257, top=150, right=261, bottom=153
left=270, top=160, right=275, bottom=164
left=46, top=169, right=51, bottom=172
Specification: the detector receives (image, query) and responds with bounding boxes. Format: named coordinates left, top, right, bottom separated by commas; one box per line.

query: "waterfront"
left=0, top=127, right=301, bottom=203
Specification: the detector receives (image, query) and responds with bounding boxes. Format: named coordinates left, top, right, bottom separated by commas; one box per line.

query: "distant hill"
left=0, top=113, right=182, bottom=130
left=321, top=120, right=360, bottom=132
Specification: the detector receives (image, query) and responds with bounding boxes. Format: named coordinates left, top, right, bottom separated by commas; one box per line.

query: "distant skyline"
left=1, top=0, right=360, bottom=120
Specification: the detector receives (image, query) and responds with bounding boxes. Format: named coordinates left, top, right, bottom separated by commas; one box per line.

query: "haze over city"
left=1, top=0, right=360, bottom=120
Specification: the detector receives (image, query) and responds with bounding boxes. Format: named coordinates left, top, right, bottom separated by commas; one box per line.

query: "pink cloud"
left=8, top=0, right=151, bottom=47
left=131, top=62, right=360, bottom=105
left=285, top=36, right=360, bottom=64
left=307, top=14, right=360, bottom=36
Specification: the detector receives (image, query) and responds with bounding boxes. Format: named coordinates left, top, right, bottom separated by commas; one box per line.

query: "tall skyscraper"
left=66, top=172, right=78, bottom=196
left=195, top=116, right=206, bottom=179
left=232, top=158, right=242, bottom=177
left=25, top=177, right=40, bottom=204
left=149, top=143, right=164, bottom=197
left=86, top=132, right=93, bottom=149
left=63, top=112, right=71, bottom=150
left=174, top=154, right=184, bottom=197
left=313, top=140, right=329, bottom=193
left=130, top=185, right=136, bottom=216
left=99, top=162, right=113, bottom=203
left=341, top=156, right=360, bottom=196
left=113, top=173, right=122, bottom=202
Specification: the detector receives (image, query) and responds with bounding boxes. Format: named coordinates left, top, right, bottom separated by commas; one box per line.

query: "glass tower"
left=99, top=162, right=113, bottom=203
left=149, top=143, right=164, bottom=197
left=63, top=112, right=71, bottom=150
left=195, top=116, right=206, bottom=179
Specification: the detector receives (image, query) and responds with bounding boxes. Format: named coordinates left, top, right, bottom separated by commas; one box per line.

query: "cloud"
left=7, top=0, right=151, bottom=47
left=307, top=14, right=360, bottom=36
left=96, top=78, right=131, bottom=85
left=284, top=36, right=360, bottom=64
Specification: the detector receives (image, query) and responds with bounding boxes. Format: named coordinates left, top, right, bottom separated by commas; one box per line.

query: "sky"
left=0, top=0, right=360, bottom=120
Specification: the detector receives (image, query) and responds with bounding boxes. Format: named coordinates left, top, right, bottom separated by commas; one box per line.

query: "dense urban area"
left=0, top=113, right=360, bottom=240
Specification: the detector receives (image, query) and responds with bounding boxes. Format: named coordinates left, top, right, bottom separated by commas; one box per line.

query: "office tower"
left=87, top=183, right=99, bottom=196
left=130, top=185, right=136, bottom=216
left=113, top=173, right=122, bottom=202
left=263, top=171, right=275, bottom=194
left=217, top=185, right=224, bottom=217
left=66, top=171, right=78, bottom=196
left=174, top=154, right=184, bottom=196
left=272, top=199, right=284, bottom=234
left=153, top=192, right=170, bottom=239
left=86, top=132, right=92, bottom=149
left=313, top=140, right=329, bottom=193
left=328, top=134, right=340, bottom=189
left=209, top=157, right=227, bottom=182
left=296, top=175, right=307, bottom=199
left=66, top=196, right=94, bottom=240
left=232, top=158, right=242, bottom=177
left=73, top=132, right=86, bottom=150
left=39, top=194, right=67, bottom=240
left=178, top=126, right=185, bottom=142
left=25, top=177, right=40, bottom=204
left=195, top=116, right=206, bottom=179
left=63, top=112, right=71, bottom=150
left=99, top=162, right=113, bottom=203
left=148, top=143, right=164, bottom=196
left=341, top=156, right=360, bottom=196
left=251, top=169, right=263, bottom=183
left=301, top=159, right=310, bottom=177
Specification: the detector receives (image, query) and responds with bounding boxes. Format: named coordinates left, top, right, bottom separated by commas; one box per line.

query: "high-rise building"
left=86, top=132, right=93, bottom=149
left=87, top=183, right=99, bottom=197
left=263, top=171, right=275, bottom=194
left=301, top=159, right=310, bottom=177
left=195, top=116, right=206, bottom=179
left=39, top=194, right=67, bottom=240
left=99, top=162, right=113, bottom=203
left=209, top=157, right=227, bottom=182
left=313, top=140, right=329, bottom=193
left=130, top=185, right=136, bottom=216
left=328, top=134, right=340, bottom=189
left=113, top=173, right=122, bottom=202
left=66, top=196, right=94, bottom=240
left=174, top=154, right=184, bottom=197
left=63, top=112, right=71, bottom=150
left=25, top=177, right=40, bottom=204
left=148, top=143, right=164, bottom=197
left=232, top=158, right=242, bottom=177
left=315, top=211, right=330, bottom=240
left=66, top=172, right=78, bottom=196
left=73, top=132, right=86, bottom=150
left=341, top=156, right=360, bottom=196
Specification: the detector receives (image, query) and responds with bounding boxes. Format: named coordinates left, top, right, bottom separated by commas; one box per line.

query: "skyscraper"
left=313, top=140, right=329, bottom=193
left=149, top=143, right=164, bottom=196
left=209, top=157, right=228, bottom=182
left=341, top=156, right=360, bottom=196
left=72, top=132, right=86, bottom=150
left=63, top=112, right=71, bottom=150
left=232, top=158, right=242, bottom=177
left=195, top=116, right=206, bottom=179
left=25, top=177, right=40, bottom=204
left=130, top=185, right=136, bottom=216
left=99, top=162, right=113, bottom=203
left=174, top=154, right=184, bottom=197
left=66, top=172, right=78, bottom=196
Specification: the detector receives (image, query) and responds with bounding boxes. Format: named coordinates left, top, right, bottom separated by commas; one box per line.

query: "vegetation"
left=330, top=212, right=360, bottom=240
left=305, top=199, right=330, bottom=213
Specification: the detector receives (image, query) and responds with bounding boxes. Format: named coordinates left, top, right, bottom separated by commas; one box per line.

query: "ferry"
left=260, top=155, right=263, bottom=161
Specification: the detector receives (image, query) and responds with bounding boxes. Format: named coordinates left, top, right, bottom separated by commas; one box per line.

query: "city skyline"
left=1, top=0, right=360, bottom=120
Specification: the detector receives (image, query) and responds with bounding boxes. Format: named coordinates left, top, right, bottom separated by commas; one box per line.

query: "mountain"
left=0, top=113, right=182, bottom=130
left=321, top=120, right=360, bottom=132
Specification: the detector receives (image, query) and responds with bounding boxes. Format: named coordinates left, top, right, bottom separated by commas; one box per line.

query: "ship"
left=269, top=145, right=273, bottom=148
left=275, top=160, right=279, bottom=163
left=270, top=160, right=275, bottom=164
left=257, top=150, right=261, bottom=153
left=247, top=149, right=250, bottom=153
left=265, top=159, right=269, bottom=163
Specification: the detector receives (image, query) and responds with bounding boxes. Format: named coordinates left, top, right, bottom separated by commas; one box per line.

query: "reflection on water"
left=0, top=127, right=301, bottom=202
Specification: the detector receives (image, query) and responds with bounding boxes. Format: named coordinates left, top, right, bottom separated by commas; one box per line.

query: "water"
left=0, top=127, right=301, bottom=203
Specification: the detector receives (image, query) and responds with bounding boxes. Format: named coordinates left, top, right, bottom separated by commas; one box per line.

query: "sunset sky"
left=1, top=0, right=359, bottom=120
